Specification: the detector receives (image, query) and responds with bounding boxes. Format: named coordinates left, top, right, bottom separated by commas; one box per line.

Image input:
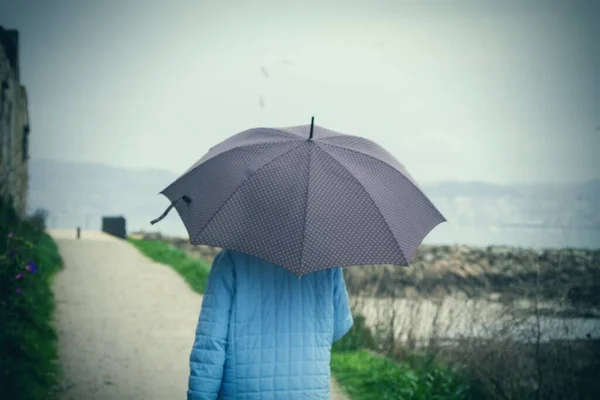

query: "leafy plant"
left=0, top=197, right=63, bottom=399
left=28, top=208, right=49, bottom=231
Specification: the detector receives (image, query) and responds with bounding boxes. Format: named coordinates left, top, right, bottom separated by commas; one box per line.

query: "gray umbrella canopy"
left=152, top=120, right=446, bottom=276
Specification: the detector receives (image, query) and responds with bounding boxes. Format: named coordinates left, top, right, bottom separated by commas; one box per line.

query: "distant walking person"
left=76, top=227, right=81, bottom=240
left=187, top=249, right=353, bottom=399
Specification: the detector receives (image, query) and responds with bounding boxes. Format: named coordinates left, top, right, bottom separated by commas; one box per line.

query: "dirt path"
left=50, top=230, right=349, bottom=400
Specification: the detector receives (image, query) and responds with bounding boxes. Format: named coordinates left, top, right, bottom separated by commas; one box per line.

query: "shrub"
left=28, top=208, right=49, bottom=231
left=0, top=197, right=63, bottom=400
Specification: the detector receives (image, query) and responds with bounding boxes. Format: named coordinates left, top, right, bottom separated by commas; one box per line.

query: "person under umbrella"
left=151, top=118, right=446, bottom=400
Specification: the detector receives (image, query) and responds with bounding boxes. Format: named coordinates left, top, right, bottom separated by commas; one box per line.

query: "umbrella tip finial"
left=309, top=116, right=314, bottom=141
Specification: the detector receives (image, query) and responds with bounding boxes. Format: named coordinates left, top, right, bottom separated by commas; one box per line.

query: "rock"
left=516, top=299, right=532, bottom=309
left=454, top=290, right=469, bottom=300
left=432, top=285, right=446, bottom=298
left=488, top=292, right=501, bottom=301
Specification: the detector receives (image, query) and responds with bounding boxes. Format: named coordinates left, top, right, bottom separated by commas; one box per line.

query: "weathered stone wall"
left=0, top=26, right=29, bottom=217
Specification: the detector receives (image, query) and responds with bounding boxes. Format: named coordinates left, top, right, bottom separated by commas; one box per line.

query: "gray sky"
left=1, top=0, right=598, bottom=184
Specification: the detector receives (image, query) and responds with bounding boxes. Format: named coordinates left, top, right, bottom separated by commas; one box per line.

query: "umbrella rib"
left=298, top=143, right=313, bottom=274
left=318, top=137, right=421, bottom=188
left=163, top=139, right=303, bottom=195
left=192, top=141, right=307, bottom=244
left=314, top=144, right=408, bottom=264
left=211, top=129, right=302, bottom=157
left=318, top=141, right=442, bottom=215
left=176, top=130, right=303, bottom=179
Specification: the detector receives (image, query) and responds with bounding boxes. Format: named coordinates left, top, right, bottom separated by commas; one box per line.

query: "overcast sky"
left=1, top=0, right=598, bottom=184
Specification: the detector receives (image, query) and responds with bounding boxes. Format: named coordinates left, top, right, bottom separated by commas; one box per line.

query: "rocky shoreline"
left=344, top=245, right=600, bottom=310
left=132, top=232, right=600, bottom=310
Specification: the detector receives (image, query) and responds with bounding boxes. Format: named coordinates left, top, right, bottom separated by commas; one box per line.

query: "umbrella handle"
left=150, top=195, right=191, bottom=225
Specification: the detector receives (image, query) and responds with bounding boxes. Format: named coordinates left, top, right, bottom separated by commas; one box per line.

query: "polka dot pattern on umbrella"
left=158, top=125, right=446, bottom=276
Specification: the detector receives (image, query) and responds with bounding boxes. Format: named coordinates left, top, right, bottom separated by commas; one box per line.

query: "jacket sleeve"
left=332, top=267, right=353, bottom=342
left=188, top=250, right=235, bottom=400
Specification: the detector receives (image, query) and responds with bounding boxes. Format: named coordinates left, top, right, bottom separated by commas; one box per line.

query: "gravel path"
left=50, top=230, right=349, bottom=400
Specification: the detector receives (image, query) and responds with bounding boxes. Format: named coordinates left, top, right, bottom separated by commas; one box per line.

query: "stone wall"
left=0, top=26, right=29, bottom=217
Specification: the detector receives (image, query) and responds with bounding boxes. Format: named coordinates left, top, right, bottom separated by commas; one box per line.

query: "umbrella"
left=151, top=118, right=446, bottom=276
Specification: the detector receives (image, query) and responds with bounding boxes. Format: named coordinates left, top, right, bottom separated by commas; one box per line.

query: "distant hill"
left=422, top=181, right=520, bottom=197
left=423, top=179, right=600, bottom=201
left=28, top=158, right=183, bottom=235
left=28, top=158, right=600, bottom=248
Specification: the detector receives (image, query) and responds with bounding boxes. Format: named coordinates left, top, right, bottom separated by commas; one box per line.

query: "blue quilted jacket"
left=187, top=249, right=353, bottom=400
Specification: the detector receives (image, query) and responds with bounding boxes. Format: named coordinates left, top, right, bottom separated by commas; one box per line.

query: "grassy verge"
left=0, top=202, right=64, bottom=400
left=331, top=350, right=469, bottom=400
left=128, top=237, right=472, bottom=400
left=128, top=238, right=210, bottom=295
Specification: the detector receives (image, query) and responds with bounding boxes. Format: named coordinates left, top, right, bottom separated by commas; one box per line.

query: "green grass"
left=127, top=237, right=471, bottom=400
left=331, top=350, right=470, bottom=400
left=0, top=202, right=64, bottom=400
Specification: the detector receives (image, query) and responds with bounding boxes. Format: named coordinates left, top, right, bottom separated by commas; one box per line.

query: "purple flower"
left=8, top=232, right=14, bottom=238
left=16, top=272, right=25, bottom=280
left=25, top=261, right=37, bottom=274
left=15, top=287, right=22, bottom=295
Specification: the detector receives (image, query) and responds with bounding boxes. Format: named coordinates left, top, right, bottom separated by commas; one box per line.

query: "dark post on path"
left=101, top=216, right=127, bottom=239
left=76, top=227, right=81, bottom=239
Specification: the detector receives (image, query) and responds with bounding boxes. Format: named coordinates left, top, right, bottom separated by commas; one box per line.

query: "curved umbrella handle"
left=150, top=195, right=191, bottom=225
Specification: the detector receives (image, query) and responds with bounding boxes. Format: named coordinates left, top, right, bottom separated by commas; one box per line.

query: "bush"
left=28, top=208, right=49, bottom=231
left=0, top=197, right=63, bottom=400
left=445, top=336, right=600, bottom=400
left=331, top=310, right=473, bottom=399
